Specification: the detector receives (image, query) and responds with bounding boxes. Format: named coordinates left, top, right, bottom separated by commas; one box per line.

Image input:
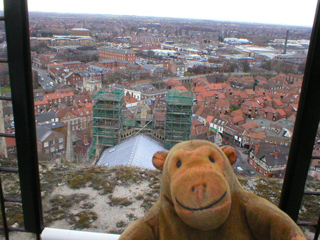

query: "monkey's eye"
left=209, top=156, right=215, bottom=163
left=176, top=160, right=182, bottom=168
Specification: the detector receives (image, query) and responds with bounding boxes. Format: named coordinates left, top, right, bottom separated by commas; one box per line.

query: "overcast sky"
left=25, top=0, right=318, bottom=27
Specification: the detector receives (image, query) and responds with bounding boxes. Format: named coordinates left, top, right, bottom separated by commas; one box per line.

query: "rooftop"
left=97, top=134, right=165, bottom=169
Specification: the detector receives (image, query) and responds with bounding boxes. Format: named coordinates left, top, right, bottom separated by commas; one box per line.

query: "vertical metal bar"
left=279, top=1, right=320, bottom=221
left=3, top=0, right=43, bottom=234
left=0, top=176, right=9, bottom=240
left=314, top=215, right=320, bottom=240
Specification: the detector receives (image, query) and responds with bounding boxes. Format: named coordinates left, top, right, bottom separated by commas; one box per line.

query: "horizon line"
left=26, top=11, right=313, bottom=29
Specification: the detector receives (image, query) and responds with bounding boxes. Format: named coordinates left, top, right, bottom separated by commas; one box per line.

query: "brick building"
left=249, top=142, right=289, bottom=178
left=98, top=47, right=136, bottom=64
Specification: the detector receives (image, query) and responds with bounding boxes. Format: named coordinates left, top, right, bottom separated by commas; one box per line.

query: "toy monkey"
left=119, top=140, right=306, bottom=240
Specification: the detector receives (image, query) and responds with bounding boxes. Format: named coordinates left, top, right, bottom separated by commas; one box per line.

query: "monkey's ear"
left=221, top=146, right=238, bottom=165
left=152, top=150, right=169, bottom=171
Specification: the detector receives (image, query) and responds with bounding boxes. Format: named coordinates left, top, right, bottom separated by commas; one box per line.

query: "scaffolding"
left=90, top=89, right=124, bottom=158
left=165, top=89, right=193, bottom=149
left=123, top=113, right=154, bottom=130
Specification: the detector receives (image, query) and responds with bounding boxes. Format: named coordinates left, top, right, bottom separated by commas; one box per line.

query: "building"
left=57, top=106, right=92, bottom=132
left=164, top=89, right=193, bottom=149
left=36, top=125, right=66, bottom=155
left=241, top=101, right=261, bottom=119
left=98, top=47, right=136, bottom=64
left=70, top=28, right=91, bottom=36
left=89, top=89, right=124, bottom=159
left=249, top=142, right=289, bottom=178
left=170, top=61, right=187, bottom=76
left=51, top=36, right=95, bottom=47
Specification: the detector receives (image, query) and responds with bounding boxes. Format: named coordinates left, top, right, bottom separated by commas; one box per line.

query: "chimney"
left=283, top=30, right=289, bottom=54
left=254, top=143, right=261, bottom=153
left=273, top=151, right=279, bottom=159
left=83, top=133, right=89, bottom=146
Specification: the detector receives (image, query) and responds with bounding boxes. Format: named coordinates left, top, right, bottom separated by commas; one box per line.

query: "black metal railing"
left=0, top=9, right=23, bottom=240
left=279, top=2, right=320, bottom=239
left=0, top=0, right=44, bottom=239
left=295, top=154, right=320, bottom=240
left=0, top=163, right=26, bottom=239
left=297, top=190, right=320, bottom=240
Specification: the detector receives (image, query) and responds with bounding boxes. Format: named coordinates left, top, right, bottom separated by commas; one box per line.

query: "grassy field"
left=0, top=86, right=11, bottom=94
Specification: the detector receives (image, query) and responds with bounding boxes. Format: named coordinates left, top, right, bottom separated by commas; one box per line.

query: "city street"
left=33, top=66, right=55, bottom=91
left=233, top=146, right=261, bottom=177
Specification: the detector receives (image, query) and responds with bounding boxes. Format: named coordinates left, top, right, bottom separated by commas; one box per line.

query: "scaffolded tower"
left=165, top=89, right=193, bottom=149
left=89, top=89, right=124, bottom=159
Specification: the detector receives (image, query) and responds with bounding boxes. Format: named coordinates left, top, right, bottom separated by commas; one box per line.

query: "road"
left=33, top=66, right=55, bottom=91
left=233, top=146, right=261, bottom=177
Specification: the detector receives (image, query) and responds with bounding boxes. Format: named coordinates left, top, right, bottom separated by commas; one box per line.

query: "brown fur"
left=119, top=140, right=306, bottom=240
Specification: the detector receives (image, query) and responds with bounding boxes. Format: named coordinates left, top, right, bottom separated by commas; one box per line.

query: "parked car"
left=236, top=166, right=244, bottom=173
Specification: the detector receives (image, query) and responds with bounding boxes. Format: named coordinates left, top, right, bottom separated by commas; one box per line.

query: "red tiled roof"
left=45, top=93, right=63, bottom=100
left=207, top=83, right=223, bottom=91
left=195, top=106, right=206, bottom=115
left=232, top=115, right=245, bottom=124
left=250, top=131, right=265, bottom=140
left=166, top=79, right=183, bottom=86
left=292, top=104, right=299, bottom=110
left=244, top=89, right=255, bottom=95
left=6, top=137, right=16, bottom=147
left=255, top=97, right=264, bottom=104
left=34, top=100, right=49, bottom=105
left=230, top=109, right=244, bottom=117
left=196, top=95, right=205, bottom=102
left=200, top=90, right=217, bottom=98
left=217, top=92, right=226, bottom=99
left=124, top=96, right=139, bottom=104
left=194, top=86, right=207, bottom=93
left=62, top=91, right=74, bottom=97
left=85, top=103, right=93, bottom=108
left=215, top=99, right=230, bottom=108
left=191, top=118, right=209, bottom=134
left=274, top=99, right=283, bottom=106
left=263, top=107, right=277, bottom=113
left=242, top=101, right=260, bottom=108
left=206, top=115, right=214, bottom=123
left=277, top=109, right=286, bottom=116
left=241, top=121, right=260, bottom=131
left=263, top=96, right=273, bottom=102
left=173, top=86, right=188, bottom=91
left=239, top=92, right=248, bottom=99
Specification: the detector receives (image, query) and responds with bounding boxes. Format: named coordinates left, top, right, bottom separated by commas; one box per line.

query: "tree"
left=241, top=61, right=251, bottom=73
left=261, top=60, right=272, bottom=71
left=297, top=64, right=306, bottom=74
left=229, top=63, right=238, bottom=72
left=271, top=61, right=295, bottom=74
